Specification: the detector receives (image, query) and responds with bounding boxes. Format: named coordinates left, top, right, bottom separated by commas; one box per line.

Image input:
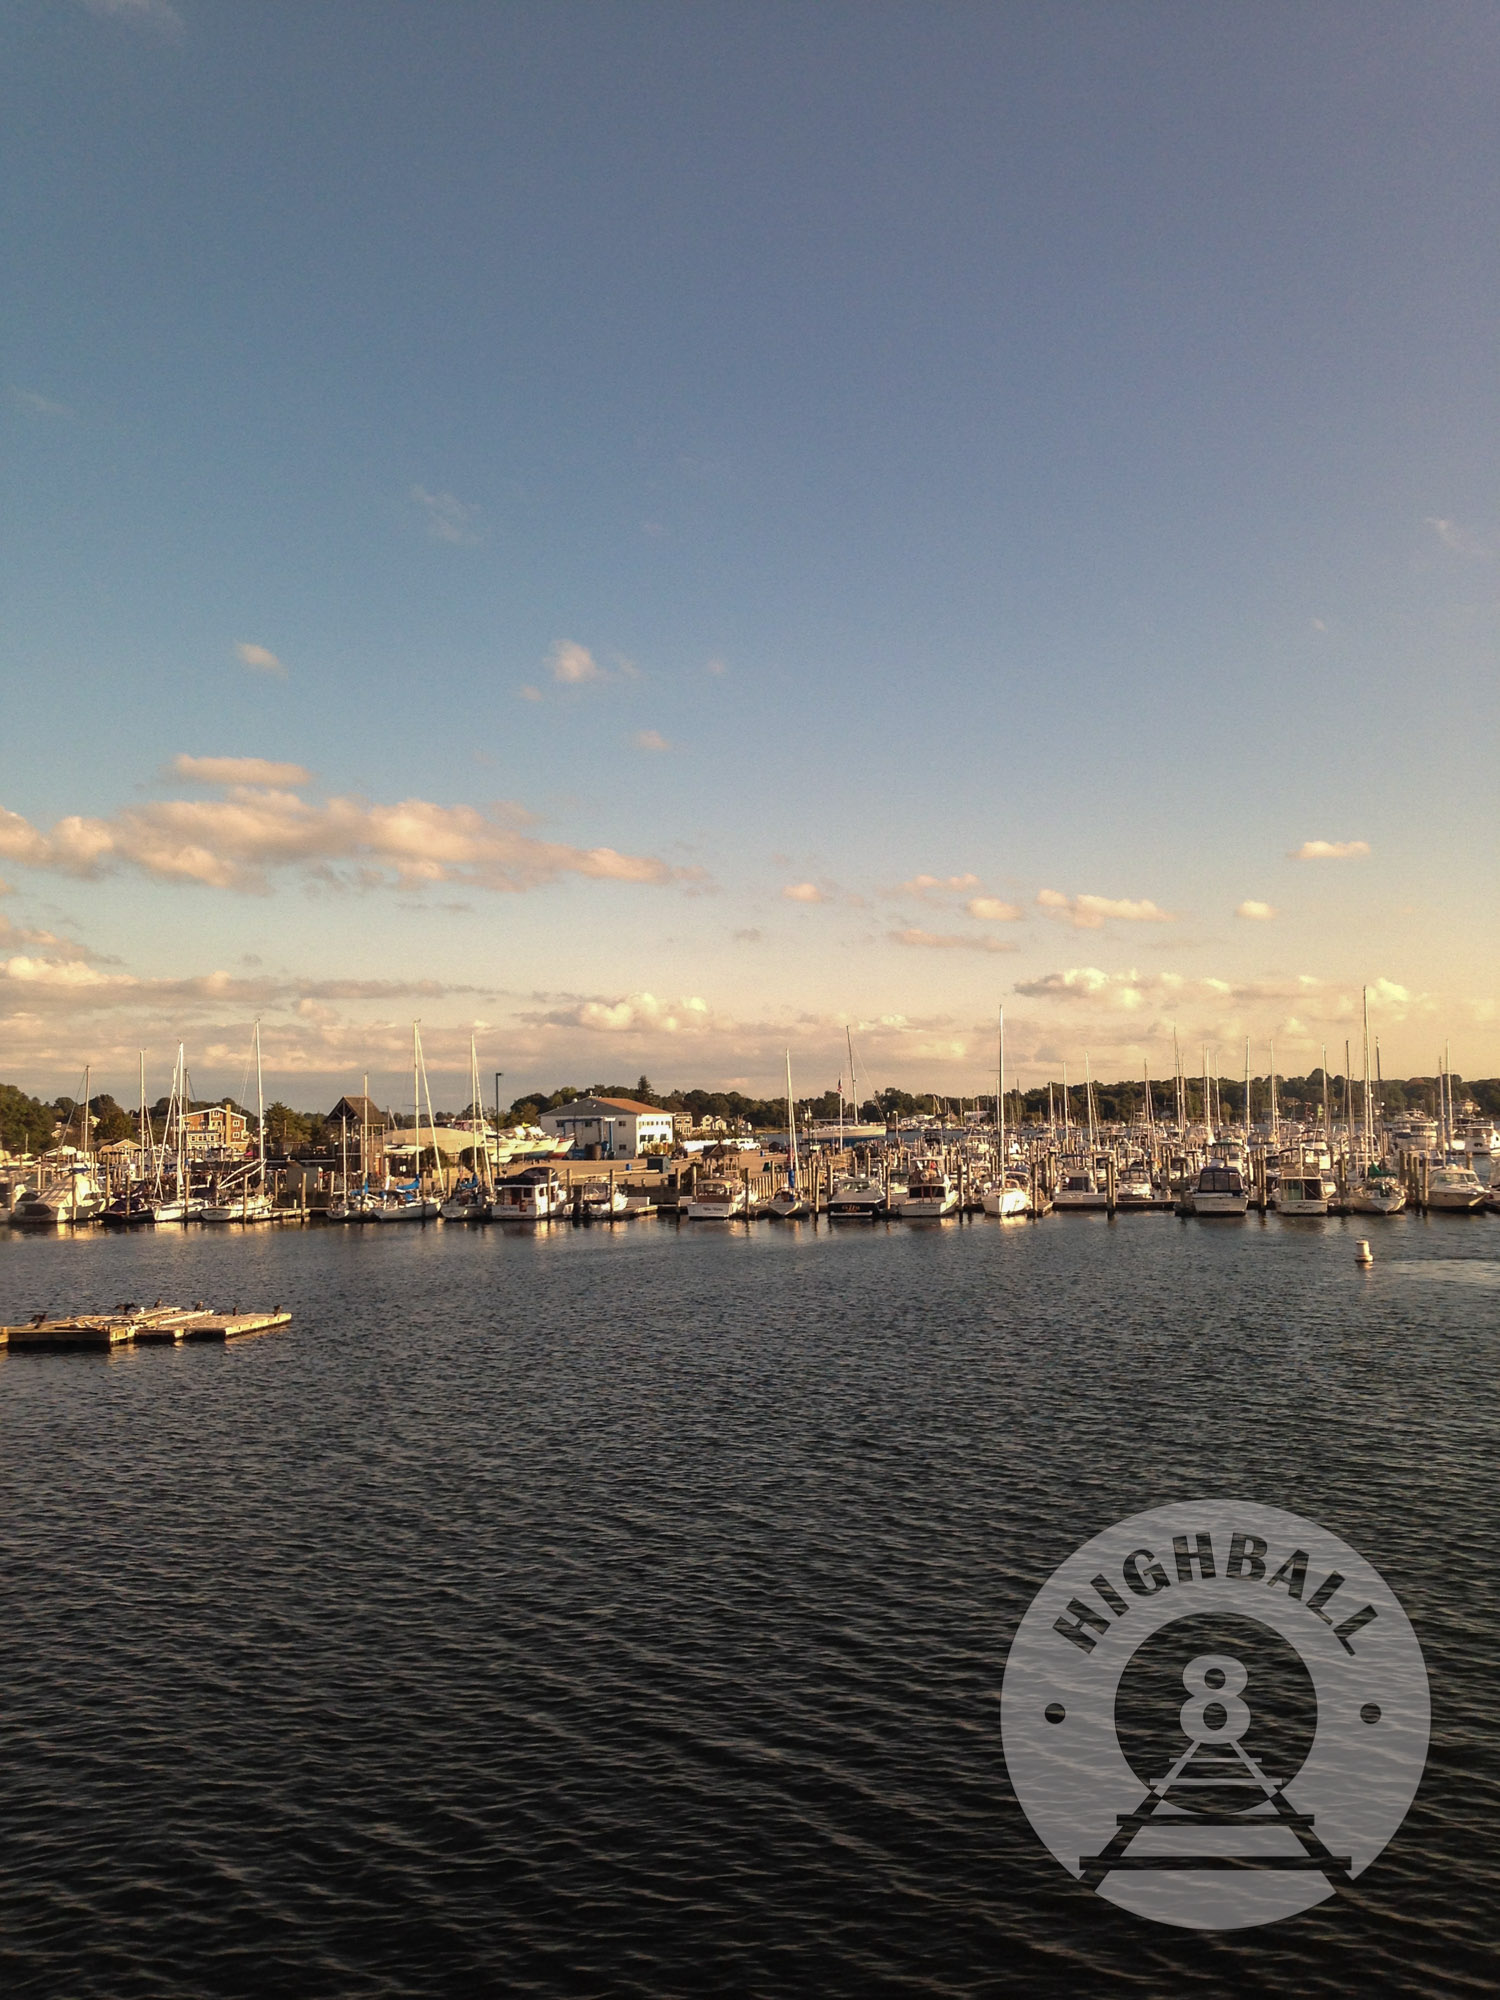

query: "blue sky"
left=3, top=1, right=1497, bottom=1108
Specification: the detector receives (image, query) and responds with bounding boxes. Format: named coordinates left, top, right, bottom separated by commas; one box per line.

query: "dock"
left=1, top=1304, right=291, bottom=1350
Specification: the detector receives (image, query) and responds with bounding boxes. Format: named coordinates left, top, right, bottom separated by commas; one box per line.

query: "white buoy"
left=1356, top=1238, right=1373, bottom=1266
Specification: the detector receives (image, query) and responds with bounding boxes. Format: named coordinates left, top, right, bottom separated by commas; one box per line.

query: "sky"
left=2, top=0, right=1497, bottom=1112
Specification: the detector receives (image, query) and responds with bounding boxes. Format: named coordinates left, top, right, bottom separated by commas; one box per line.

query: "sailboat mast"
left=997, top=1006, right=1006, bottom=1171
left=255, top=1018, right=265, bottom=1189
left=785, top=1049, right=798, bottom=1191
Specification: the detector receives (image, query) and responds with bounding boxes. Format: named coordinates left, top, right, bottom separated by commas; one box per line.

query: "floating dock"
left=1, top=1304, right=291, bottom=1350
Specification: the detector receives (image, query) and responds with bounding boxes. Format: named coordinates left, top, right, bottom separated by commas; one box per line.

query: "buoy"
left=1356, top=1239, right=1373, bottom=1266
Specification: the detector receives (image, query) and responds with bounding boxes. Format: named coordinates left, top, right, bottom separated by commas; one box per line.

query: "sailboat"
left=762, top=1051, right=810, bottom=1217
left=202, top=1021, right=275, bottom=1222
left=369, top=1025, right=441, bottom=1220
left=982, top=1007, right=1030, bottom=1217
left=441, top=1038, right=496, bottom=1220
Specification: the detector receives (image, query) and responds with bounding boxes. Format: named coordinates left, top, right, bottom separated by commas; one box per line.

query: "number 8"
left=1180, top=1653, right=1251, bottom=1742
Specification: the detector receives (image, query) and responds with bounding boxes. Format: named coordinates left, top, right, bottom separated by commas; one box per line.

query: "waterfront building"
left=539, top=1095, right=675, bottom=1160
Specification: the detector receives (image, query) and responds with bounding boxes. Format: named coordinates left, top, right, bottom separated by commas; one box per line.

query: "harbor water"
left=1, top=1213, right=1497, bottom=1996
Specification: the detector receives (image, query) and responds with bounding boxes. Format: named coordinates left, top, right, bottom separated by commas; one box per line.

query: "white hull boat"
left=684, top=1178, right=747, bottom=1220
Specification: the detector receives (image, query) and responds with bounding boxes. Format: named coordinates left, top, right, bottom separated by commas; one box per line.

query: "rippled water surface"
left=2, top=1212, right=1497, bottom=1997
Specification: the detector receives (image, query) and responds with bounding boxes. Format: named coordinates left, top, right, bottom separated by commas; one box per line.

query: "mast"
left=139, top=1050, right=149, bottom=1180
left=175, top=1043, right=185, bottom=1199
left=1321, top=1045, right=1331, bottom=1153
left=1269, top=1038, right=1279, bottom=1148
left=997, top=1006, right=1006, bottom=1173
left=362, top=1072, right=369, bottom=1189
left=1361, top=987, right=1374, bottom=1168
left=846, top=1026, right=858, bottom=1127
left=1143, top=1058, right=1155, bottom=1150
left=255, top=1017, right=265, bottom=1191
left=785, top=1049, right=798, bottom=1193
left=1062, top=1059, right=1071, bottom=1143
left=1084, top=1052, right=1097, bottom=1156
left=1203, top=1046, right=1214, bottom=1145
left=1243, top=1037, right=1251, bottom=1139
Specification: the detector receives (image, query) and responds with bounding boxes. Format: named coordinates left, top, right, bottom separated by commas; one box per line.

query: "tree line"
left=4, top=1070, right=1498, bottom=1157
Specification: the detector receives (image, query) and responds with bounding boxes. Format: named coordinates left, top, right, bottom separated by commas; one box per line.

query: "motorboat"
left=99, top=1182, right=159, bottom=1228
left=1052, top=1164, right=1109, bottom=1212
left=11, top=1165, right=105, bottom=1226
left=1425, top=1163, right=1486, bottom=1212
left=827, top=1174, right=888, bottom=1219
left=1114, top=1162, right=1162, bottom=1210
left=492, top=1167, right=565, bottom=1221
left=684, top=1177, right=748, bottom=1220
left=1274, top=1172, right=1328, bottom=1217
left=579, top=1178, right=630, bottom=1220
left=1187, top=1164, right=1249, bottom=1216
left=201, top=1183, right=276, bottom=1223
left=896, top=1162, right=959, bottom=1219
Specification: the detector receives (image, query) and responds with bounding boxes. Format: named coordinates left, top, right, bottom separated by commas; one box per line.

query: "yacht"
left=827, top=1173, right=888, bottom=1219
left=492, top=1167, right=564, bottom=1221
left=1113, top=1162, right=1161, bottom=1210
left=761, top=1183, right=810, bottom=1219
left=1187, top=1163, right=1249, bottom=1216
left=1274, top=1171, right=1327, bottom=1217
left=1425, top=1163, right=1486, bottom=1212
left=684, top=1177, right=747, bottom=1220
left=896, top=1161, right=959, bottom=1219
left=1052, top=1164, right=1109, bottom=1212
left=580, top=1178, right=630, bottom=1220
left=11, top=1164, right=105, bottom=1227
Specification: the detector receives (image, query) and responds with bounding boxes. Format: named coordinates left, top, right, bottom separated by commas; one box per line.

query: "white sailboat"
left=441, top=1037, right=496, bottom=1221
left=202, top=1021, right=275, bottom=1222
left=370, top=1024, right=441, bottom=1220
left=982, top=1007, right=1029, bottom=1217
left=762, top=1051, right=810, bottom=1218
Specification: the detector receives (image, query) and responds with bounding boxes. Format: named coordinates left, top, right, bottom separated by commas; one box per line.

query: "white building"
left=539, top=1095, right=675, bottom=1160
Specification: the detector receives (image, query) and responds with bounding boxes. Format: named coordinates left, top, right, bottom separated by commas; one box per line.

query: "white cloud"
left=1291, top=840, right=1369, bottom=861
left=895, top=872, right=982, bottom=902
left=1038, top=889, right=1175, bottom=928
left=1427, top=517, right=1492, bottom=560
left=890, top=928, right=1017, bottom=954
left=172, top=754, right=313, bottom=787
left=235, top=642, right=286, bottom=677
left=0, top=778, right=690, bottom=897
left=549, top=640, right=602, bottom=685
left=410, top=486, right=483, bottom=545
left=782, top=882, right=825, bottom=903
left=1236, top=900, right=1278, bottom=921
left=632, top=729, right=671, bottom=752
left=967, top=896, right=1023, bottom=923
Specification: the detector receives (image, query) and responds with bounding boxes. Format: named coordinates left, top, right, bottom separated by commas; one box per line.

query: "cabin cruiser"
left=1425, top=1163, right=1486, bottom=1212
left=492, top=1167, right=564, bottom=1221
left=827, top=1173, right=888, bottom=1218
left=1113, top=1161, right=1160, bottom=1209
left=896, top=1161, right=959, bottom=1218
left=1274, top=1171, right=1327, bottom=1217
left=684, top=1177, right=747, bottom=1220
left=579, top=1178, right=630, bottom=1220
left=1187, top=1163, right=1249, bottom=1216
left=11, top=1164, right=105, bottom=1226
left=1052, top=1163, right=1109, bottom=1212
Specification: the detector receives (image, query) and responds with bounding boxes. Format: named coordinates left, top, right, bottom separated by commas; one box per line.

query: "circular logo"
left=1001, top=1500, right=1429, bottom=1930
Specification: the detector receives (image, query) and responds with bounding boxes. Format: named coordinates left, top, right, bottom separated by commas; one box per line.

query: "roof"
left=544, top=1095, right=668, bottom=1118
left=329, top=1095, right=386, bottom=1123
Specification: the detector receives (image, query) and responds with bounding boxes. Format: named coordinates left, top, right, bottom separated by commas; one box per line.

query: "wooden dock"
left=1, top=1305, right=291, bottom=1350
